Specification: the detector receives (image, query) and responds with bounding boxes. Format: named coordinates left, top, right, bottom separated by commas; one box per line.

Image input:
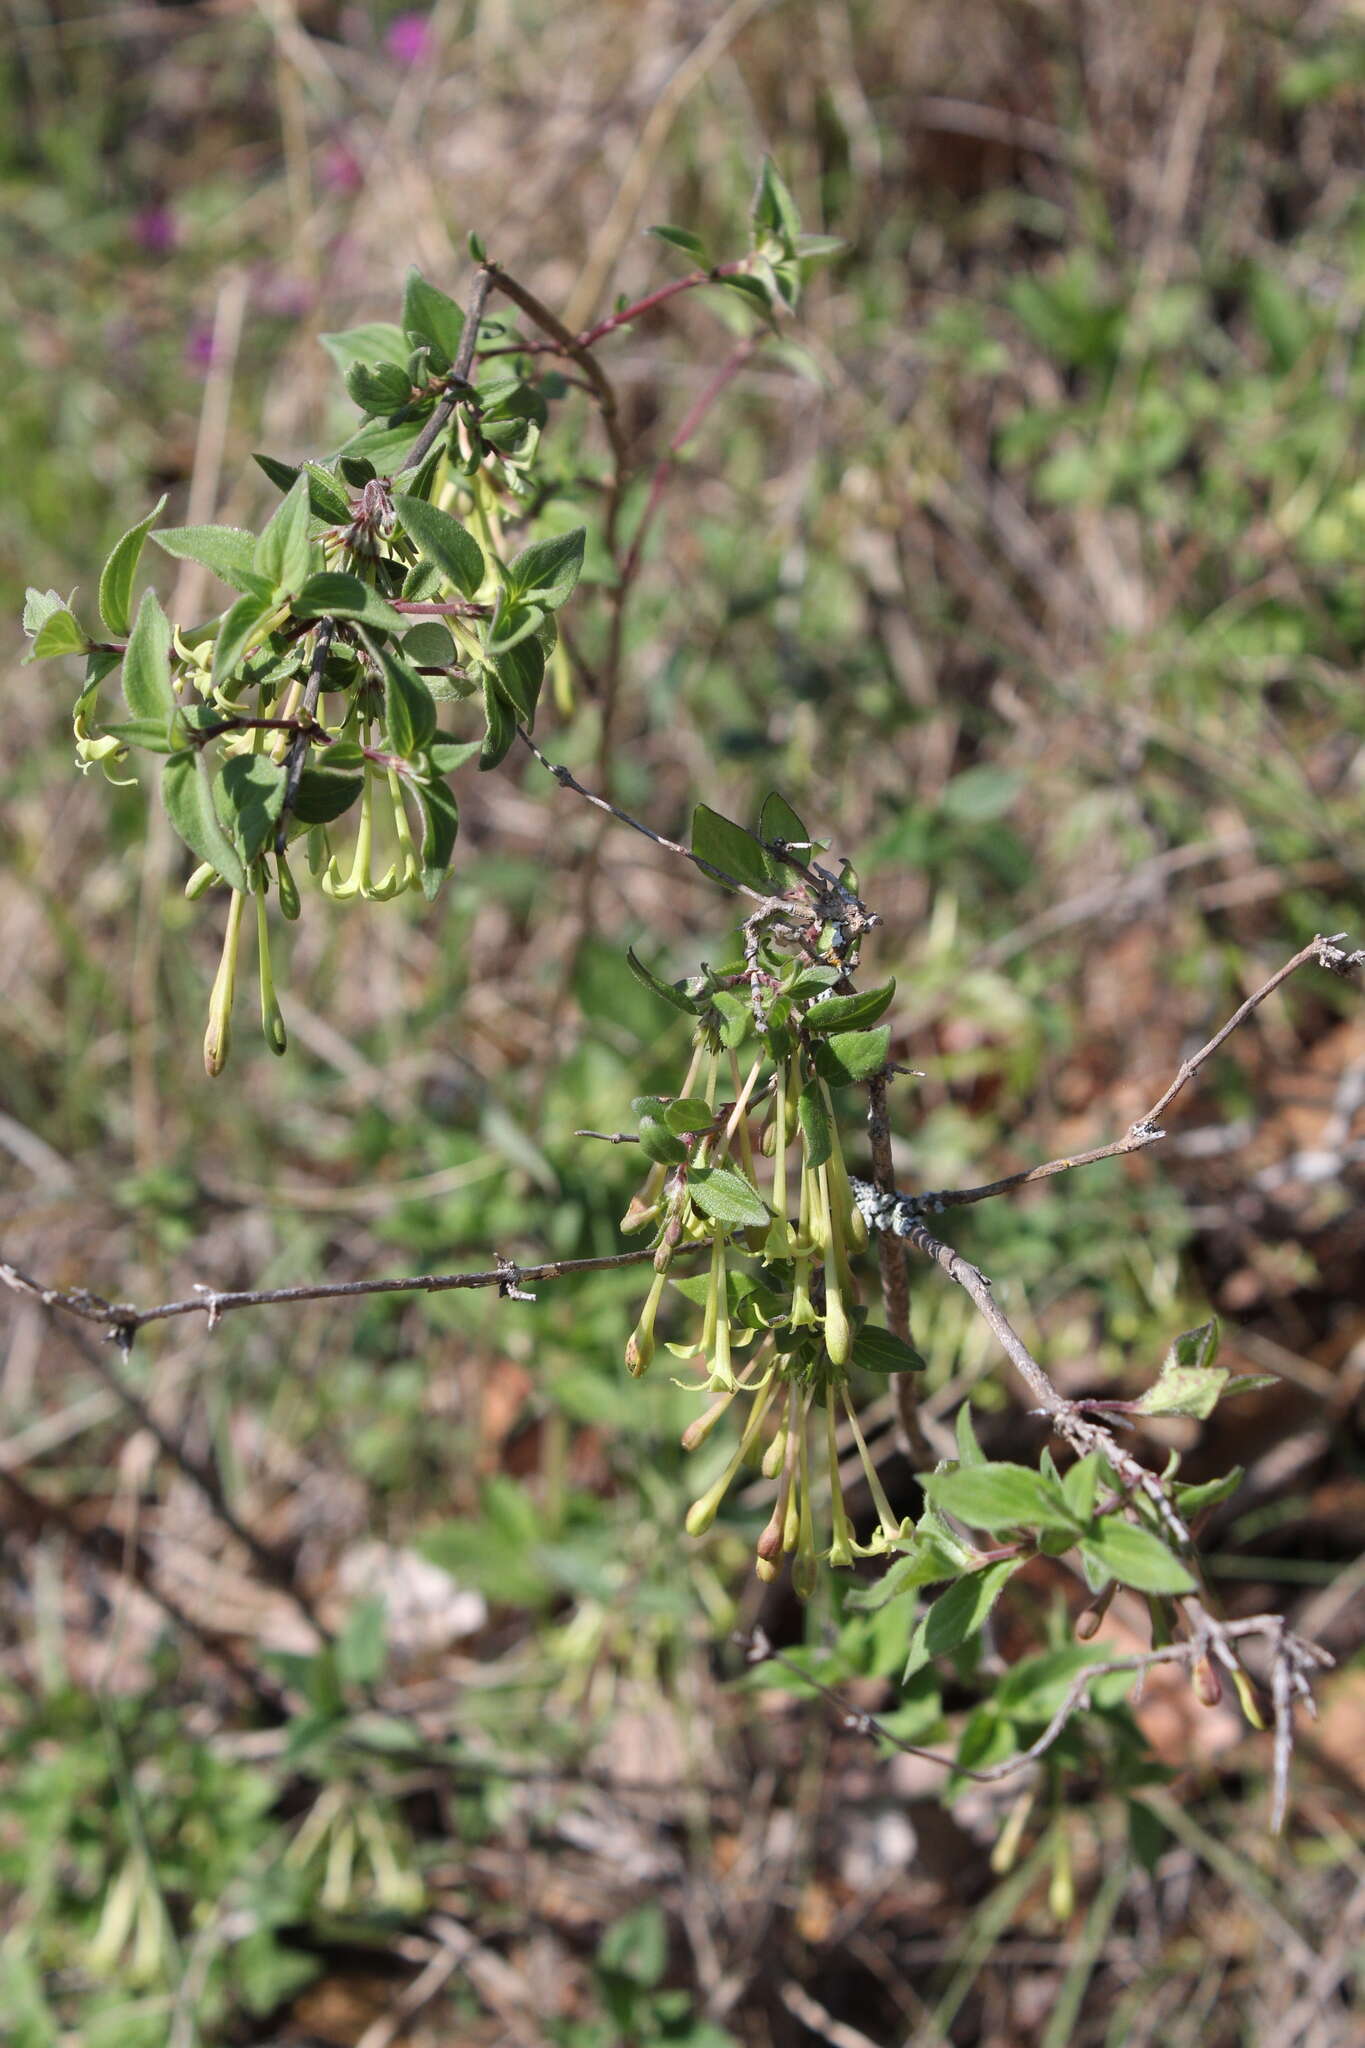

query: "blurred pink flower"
left=132, top=204, right=178, bottom=255
left=320, top=138, right=365, bottom=195
left=385, top=11, right=432, bottom=64
left=184, top=323, right=217, bottom=373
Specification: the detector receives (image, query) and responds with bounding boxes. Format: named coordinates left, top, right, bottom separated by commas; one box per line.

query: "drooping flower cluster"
left=619, top=805, right=924, bottom=1591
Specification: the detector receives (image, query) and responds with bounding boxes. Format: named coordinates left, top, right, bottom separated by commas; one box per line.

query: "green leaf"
left=955, top=1403, right=986, bottom=1468
left=797, top=1081, right=831, bottom=1166
left=371, top=640, right=436, bottom=757
left=162, top=752, right=248, bottom=892
left=491, top=635, right=545, bottom=722
left=212, top=590, right=276, bottom=689
left=506, top=527, right=585, bottom=611
left=851, top=1325, right=927, bottom=1374
left=1172, top=1466, right=1244, bottom=1516
left=98, top=494, right=167, bottom=636
left=216, top=754, right=287, bottom=863
left=719, top=274, right=771, bottom=315
left=845, top=1532, right=971, bottom=1610
left=23, top=585, right=66, bottom=636
left=1061, top=1451, right=1102, bottom=1523
left=663, top=1097, right=714, bottom=1135
left=795, top=233, right=846, bottom=260
left=121, top=587, right=176, bottom=722
left=402, top=267, right=465, bottom=360
left=757, top=789, right=811, bottom=853
left=485, top=594, right=545, bottom=657
left=688, top=1166, right=770, bottom=1231
left=320, top=321, right=410, bottom=373
left=751, top=155, right=802, bottom=242
left=292, top=571, right=405, bottom=632
left=290, top=762, right=364, bottom=826
left=1136, top=1366, right=1230, bottom=1421
left=252, top=453, right=353, bottom=523
left=479, top=668, right=516, bottom=769
left=691, top=803, right=780, bottom=893
left=809, top=1025, right=890, bottom=1086
left=345, top=359, right=414, bottom=415
left=414, top=777, right=459, bottom=900
left=402, top=621, right=456, bottom=666
left=391, top=490, right=484, bottom=597
left=638, top=1117, right=689, bottom=1166
left=803, top=980, right=897, bottom=1033
left=153, top=523, right=260, bottom=593
left=709, top=989, right=752, bottom=1050
left=904, top=1560, right=1023, bottom=1677
left=292, top=573, right=403, bottom=632
left=252, top=476, right=313, bottom=596
left=922, top=1463, right=1078, bottom=1535
left=29, top=607, right=90, bottom=660
left=647, top=224, right=708, bottom=264
left=1080, top=1518, right=1196, bottom=1596
left=428, top=733, right=482, bottom=775
left=625, top=948, right=701, bottom=1015
left=97, top=717, right=178, bottom=754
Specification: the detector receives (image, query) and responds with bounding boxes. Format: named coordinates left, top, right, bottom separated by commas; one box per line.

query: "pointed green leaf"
left=1080, top=1518, right=1196, bottom=1596
left=320, top=321, right=410, bottom=373
left=492, top=635, right=545, bottom=722
left=391, top=490, right=484, bottom=597
left=23, top=586, right=66, bottom=636
left=757, top=789, right=812, bottom=853
left=479, top=669, right=516, bottom=769
left=797, top=1081, right=831, bottom=1167
left=922, top=1463, right=1078, bottom=1535
left=751, top=155, right=802, bottom=242
left=292, top=572, right=404, bottom=631
left=153, top=524, right=260, bottom=592
left=803, top=980, right=897, bottom=1034
left=370, top=639, right=436, bottom=758
left=253, top=453, right=352, bottom=524
left=691, top=803, right=780, bottom=893
left=253, top=475, right=313, bottom=595
left=402, top=268, right=465, bottom=360
left=414, top=776, right=459, bottom=900
left=121, top=587, right=176, bottom=722
left=904, top=1560, right=1023, bottom=1677
left=98, top=494, right=167, bottom=636
left=428, top=734, right=482, bottom=775
left=851, top=1325, right=927, bottom=1374
left=163, top=752, right=248, bottom=892
left=688, top=1166, right=770, bottom=1231
left=212, top=590, right=276, bottom=689
left=647, top=225, right=708, bottom=264
left=955, top=1404, right=987, bottom=1467
left=506, top=527, right=585, bottom=611
left=625, top=948, right=702, bottom=1015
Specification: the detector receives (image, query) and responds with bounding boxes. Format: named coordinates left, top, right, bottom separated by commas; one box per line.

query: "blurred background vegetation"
left=1, top=0, right=1363, bottom=2043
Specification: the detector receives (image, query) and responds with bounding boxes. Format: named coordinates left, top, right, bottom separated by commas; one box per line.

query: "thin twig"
left=0, top=1246, right=660, bottom=1339
left=870, top=935, right=1363, bottom=1220
left=515, top=726, right=782, bottom=905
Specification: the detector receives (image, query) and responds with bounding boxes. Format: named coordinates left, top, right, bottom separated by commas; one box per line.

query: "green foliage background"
left=1, top=2, right=1361, bottom=2043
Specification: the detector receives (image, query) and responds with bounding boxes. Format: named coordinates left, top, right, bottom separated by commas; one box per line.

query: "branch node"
left=495, top=1255, right=536, bottom=1303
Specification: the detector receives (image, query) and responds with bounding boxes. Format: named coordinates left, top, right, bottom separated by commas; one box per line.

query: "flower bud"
left=1193, top=1656, right=1222, bottom=1709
